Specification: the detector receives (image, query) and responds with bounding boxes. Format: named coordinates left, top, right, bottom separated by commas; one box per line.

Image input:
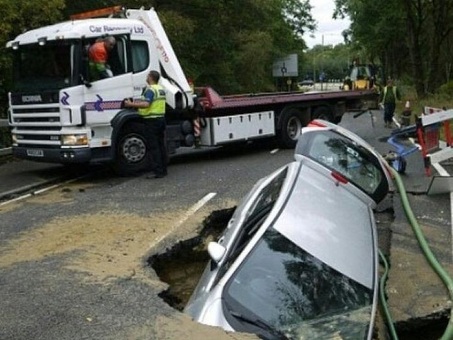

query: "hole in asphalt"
left=150, top=202, right=448, bottom=338
left=148, top=207, right=235, bottom=311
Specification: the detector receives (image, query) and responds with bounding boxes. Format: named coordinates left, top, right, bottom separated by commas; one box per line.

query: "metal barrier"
left=0, top=147, right=11, bottom=156
left=0, top=119, right=12, bottom=155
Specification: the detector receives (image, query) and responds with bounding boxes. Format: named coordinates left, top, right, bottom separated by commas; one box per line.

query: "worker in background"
left=380, top=78, right=401, bottom=128
left=88, top=36, right=116, bottom=80
left=123, top=70, right=168, bottom=179
left=343, top=76, right=352, bottom=91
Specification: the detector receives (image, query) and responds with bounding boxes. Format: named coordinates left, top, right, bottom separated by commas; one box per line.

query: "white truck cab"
left=7, top=7, right=194, bottom=175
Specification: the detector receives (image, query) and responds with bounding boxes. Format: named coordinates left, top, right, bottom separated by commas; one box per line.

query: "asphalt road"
left=0, top=140, right=293, bottom=340
left=0, top=111, right=452, bottom=339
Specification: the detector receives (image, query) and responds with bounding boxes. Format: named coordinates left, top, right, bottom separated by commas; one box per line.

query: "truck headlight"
left=61, top=134, right=88, bottom=146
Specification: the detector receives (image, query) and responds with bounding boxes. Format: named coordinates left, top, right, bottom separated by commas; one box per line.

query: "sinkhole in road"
left=148, top=207, right=235, bottom=311
left=149, top=205, right=449, bottom=338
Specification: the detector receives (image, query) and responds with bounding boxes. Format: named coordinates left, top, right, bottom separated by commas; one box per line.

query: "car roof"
left=271, top=159, right=377, bottom=289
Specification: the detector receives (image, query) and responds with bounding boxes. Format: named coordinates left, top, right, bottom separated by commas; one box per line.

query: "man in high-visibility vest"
left=124, top=70, right=168, bottom=178
left=379, top=78, right=401, bottom=128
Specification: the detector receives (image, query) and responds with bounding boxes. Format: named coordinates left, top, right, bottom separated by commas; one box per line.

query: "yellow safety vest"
left=139, top=84, right=166, bottom=118
left=382, top=86, right=397, bottom=103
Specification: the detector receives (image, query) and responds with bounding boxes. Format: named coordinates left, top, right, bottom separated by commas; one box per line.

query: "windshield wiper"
left=230, top=310, right=288, bottom=340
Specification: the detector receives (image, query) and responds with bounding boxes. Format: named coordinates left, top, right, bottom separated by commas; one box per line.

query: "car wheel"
left=114, top=122, right=151, bottom=176
left=278, top=108, right=303, bottom=149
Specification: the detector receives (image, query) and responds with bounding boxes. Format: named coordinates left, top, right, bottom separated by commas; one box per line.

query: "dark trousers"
left=144, top=117, right=167, bottom=175
left=384, top=103, right=396, bottom=123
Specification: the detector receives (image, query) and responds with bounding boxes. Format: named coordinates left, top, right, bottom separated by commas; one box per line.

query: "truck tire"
left=114, top=122, right=151, bottom=176
left=312, top=106, right=333, bottom=122
left=278, top=108, right=303, bottom=149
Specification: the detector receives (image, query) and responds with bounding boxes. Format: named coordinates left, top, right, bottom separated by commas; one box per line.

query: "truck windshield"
left=12, top=41, right=74, bottom=92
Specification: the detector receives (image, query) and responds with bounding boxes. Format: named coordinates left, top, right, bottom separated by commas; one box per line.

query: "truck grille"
left=14, top=128, right=62, bottom=147
left=11, top=102, right=62, bottom=146
left=13, top=107, right=60, bottom=114
left=11, top=104, right=61, bottom=125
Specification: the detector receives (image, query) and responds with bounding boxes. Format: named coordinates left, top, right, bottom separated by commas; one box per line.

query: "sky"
left=305, top=0, right=350, bottom=48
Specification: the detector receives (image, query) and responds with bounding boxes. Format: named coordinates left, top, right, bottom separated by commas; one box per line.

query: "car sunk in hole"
left=184, top=119, right=392, bottom=339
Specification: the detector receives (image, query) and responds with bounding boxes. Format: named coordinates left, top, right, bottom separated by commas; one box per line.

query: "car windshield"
left=296, top=129, right=387, bottom=202
left=223, top=227, right=373, bottom=339
left=12, top=41, right=74, bottom=91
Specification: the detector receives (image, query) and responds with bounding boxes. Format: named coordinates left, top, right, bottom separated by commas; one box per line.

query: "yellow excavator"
left=343, top=62, right=380, bottom=91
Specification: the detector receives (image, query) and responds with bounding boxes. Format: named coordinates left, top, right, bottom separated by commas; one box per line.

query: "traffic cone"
left=401, top=101, right=412, bottom=127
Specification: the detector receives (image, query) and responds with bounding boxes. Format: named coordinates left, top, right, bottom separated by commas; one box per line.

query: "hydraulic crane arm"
left=126, top=8, right=194, bottom=109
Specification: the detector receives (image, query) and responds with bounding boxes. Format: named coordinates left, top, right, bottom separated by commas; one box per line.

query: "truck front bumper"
left=13, top=146, right=93, bottom=164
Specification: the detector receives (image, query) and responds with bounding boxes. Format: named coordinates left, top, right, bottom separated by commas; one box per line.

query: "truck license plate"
left=26, top=149, right=44, bottom=157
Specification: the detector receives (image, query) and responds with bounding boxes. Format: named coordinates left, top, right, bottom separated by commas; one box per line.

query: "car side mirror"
left=207, top=242, right=226, bottom=263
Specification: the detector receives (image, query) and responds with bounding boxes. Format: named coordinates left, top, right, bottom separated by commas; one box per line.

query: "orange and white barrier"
left=416, top=107, right=453, bottom=176
left=424, top=106, right=444, bottom=115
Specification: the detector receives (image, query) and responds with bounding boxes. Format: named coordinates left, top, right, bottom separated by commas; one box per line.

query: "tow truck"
left=6, top=6, right=379, bottom=175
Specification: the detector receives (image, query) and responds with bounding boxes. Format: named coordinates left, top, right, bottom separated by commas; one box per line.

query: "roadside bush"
left=438, top=81, right=453, bottom=97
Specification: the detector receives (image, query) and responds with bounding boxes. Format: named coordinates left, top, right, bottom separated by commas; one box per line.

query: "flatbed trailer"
left=188, top=86, right=377, bottom=149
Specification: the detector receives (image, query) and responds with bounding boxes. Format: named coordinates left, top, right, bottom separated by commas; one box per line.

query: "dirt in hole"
left=149, top=207, right=235, bottom=311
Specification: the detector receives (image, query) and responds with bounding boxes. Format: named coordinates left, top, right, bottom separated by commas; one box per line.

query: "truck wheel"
left=312, top=106, right=333, bottom=122
left=278, top=108, right=303, bottom=148
left=114, top=123, right=151, bottom=176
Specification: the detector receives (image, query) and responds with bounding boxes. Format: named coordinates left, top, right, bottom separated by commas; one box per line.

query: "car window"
left=296, top=130, right=388, bottom=203
left=223, top=227, right=373, bottom=339
left=214, top=167, right=288, bottom=285
left=243, top=167, right=287, bottom=227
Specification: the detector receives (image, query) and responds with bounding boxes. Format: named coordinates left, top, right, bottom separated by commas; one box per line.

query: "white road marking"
left=432, top=162, right=453, bottom=261
left=0, top=177, right=82, bottom=207
left=270, top=148, right=280, bottom=154
left=151, top=192, right=217, bottom=247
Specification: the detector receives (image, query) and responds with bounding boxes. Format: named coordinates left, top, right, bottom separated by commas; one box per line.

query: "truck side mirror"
left=80, top=74, right=92, bottom=88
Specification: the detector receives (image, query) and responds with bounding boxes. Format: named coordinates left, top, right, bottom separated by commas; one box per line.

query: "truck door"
left=82, top=35, right=134, bottom=125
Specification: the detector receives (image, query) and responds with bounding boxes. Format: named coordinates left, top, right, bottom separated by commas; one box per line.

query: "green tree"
left=334, top=0, right=453, bottom=97
left=1, top=0, right=316, bottom=99
left=0, top=0, right=65, bottom=114
left=146, top=0, right=315, bottom=93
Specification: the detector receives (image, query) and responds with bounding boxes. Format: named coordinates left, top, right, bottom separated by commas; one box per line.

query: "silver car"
left=185, top=119, right=391, bottom=339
